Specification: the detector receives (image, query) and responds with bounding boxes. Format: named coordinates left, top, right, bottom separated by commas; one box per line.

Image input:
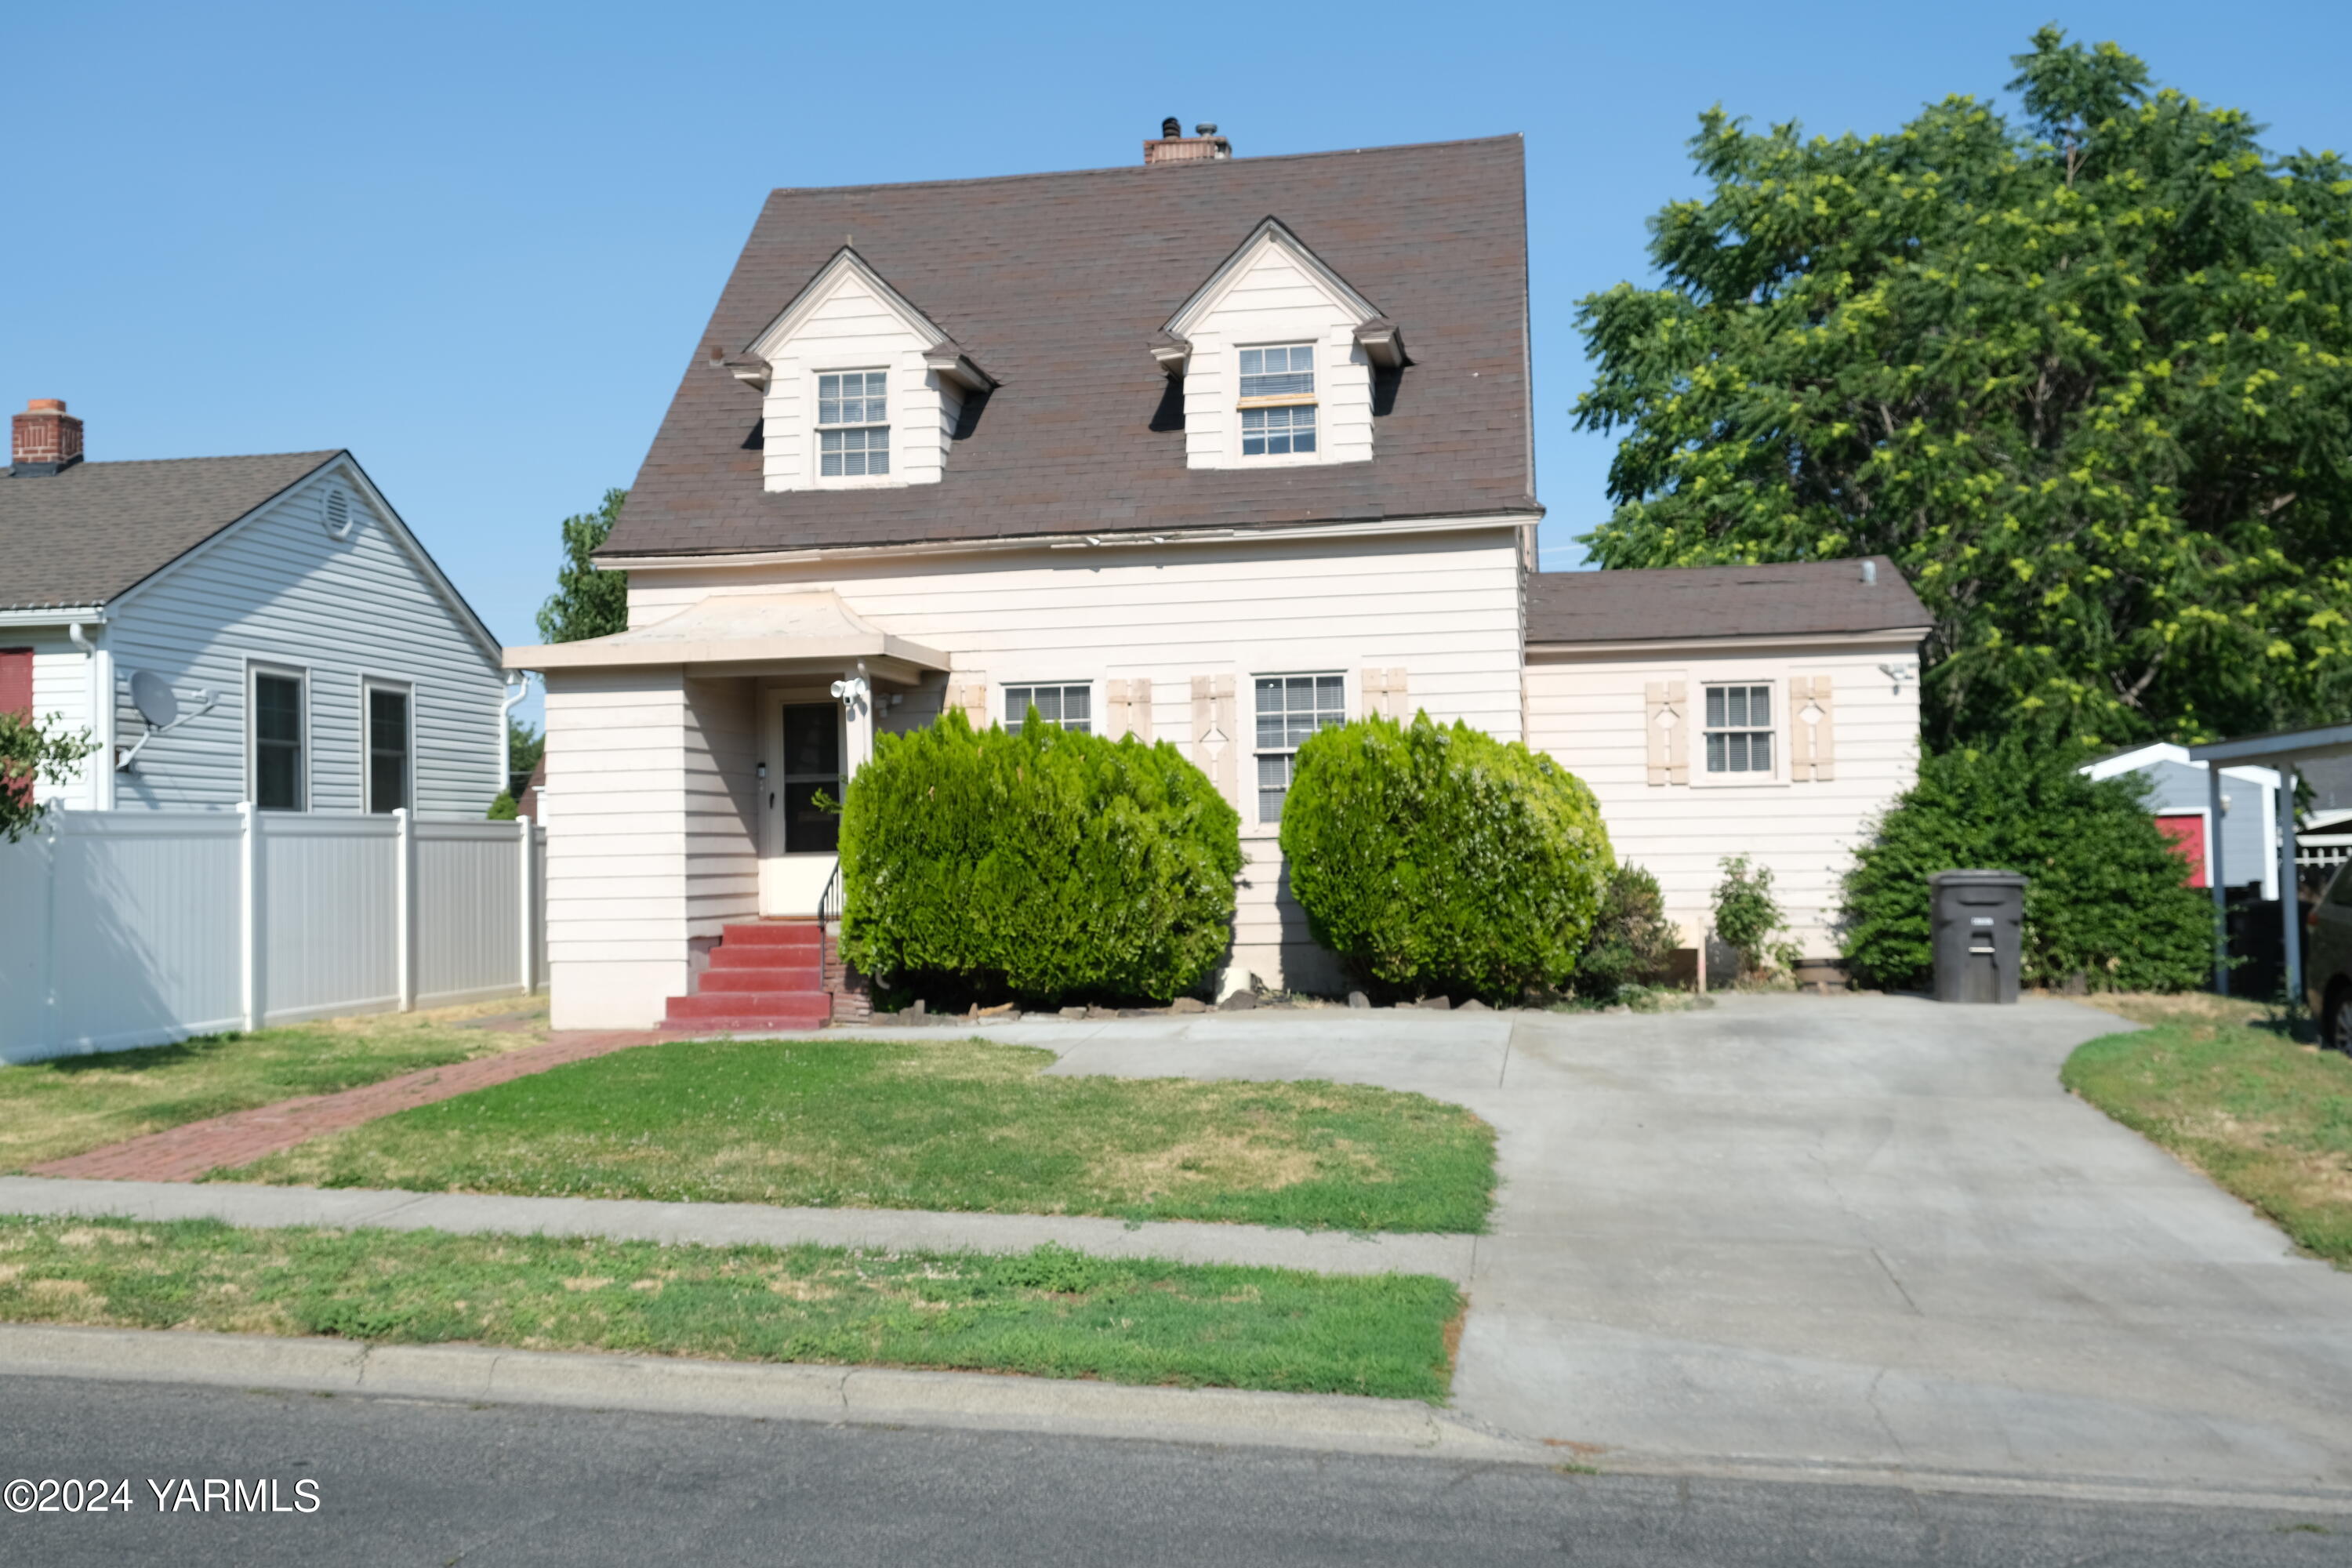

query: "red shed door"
left=0, top=648, right=30, bottom=806
left=2156, top=812, right=2208, bottom=889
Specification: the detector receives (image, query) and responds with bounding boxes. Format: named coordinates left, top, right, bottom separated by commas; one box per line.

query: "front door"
left=762, top=700, right=842, bottom=916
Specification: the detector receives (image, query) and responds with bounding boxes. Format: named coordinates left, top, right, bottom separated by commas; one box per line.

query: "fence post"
left=41, top=818, right=61, bottom=1055
left=241, top=801, right=262, bottom=1032
left=517, top=815, right=535, bottom=995
left=395, top=807, right=415, bottom=1013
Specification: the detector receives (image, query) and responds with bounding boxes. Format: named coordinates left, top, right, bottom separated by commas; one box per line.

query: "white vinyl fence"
left=2, top=808, right=543, bottom=1064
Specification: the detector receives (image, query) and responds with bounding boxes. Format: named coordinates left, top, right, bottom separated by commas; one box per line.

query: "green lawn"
left=1, top=1002, right=551, bottom=1171
left=228, top=1036, right=1497, bottom=1233
left=0, top=1216, right=1461, bottom=1399
left=2064, top=995, right=2352, bottom=1267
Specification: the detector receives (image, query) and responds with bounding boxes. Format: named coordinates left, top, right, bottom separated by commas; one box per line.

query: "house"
left=0, top=401, right=510, bottom=818
left=2079, top=743, right=2281, bottom=899
left=505, top=129, right=1929, bottom=1029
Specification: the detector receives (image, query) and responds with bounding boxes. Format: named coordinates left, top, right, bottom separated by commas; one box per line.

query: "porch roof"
left=501, top=590, right=950, bottom=680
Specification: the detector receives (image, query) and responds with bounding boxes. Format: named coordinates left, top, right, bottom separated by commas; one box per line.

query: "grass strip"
left=227, top=1036, right=1496, bottom=1234
left=0, top=1216, right=1463, bottom=1400
left=1, top=1003, right=551, bottom=1171
left=2063, top=997, right=2352, bottom=1268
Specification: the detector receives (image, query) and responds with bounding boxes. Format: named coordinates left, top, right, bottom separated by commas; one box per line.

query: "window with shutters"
left=1703, top=683, right=1773, bottom=776
left=250, top=666, right=307, bottom=811
left=1253, top=673, right=1345, bottom=823
left=1006, top=683, right=1091, bottom=735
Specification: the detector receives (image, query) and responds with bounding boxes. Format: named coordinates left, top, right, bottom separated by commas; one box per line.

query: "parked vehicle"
left=2306, top=861, right=2352, bottom=1051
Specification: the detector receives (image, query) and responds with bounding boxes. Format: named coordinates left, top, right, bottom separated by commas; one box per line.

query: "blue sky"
left=9, top=3, right=2344, bottom=729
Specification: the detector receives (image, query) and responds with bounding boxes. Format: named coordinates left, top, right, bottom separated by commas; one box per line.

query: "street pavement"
left=2, top=1373, right=2343, bottom=1567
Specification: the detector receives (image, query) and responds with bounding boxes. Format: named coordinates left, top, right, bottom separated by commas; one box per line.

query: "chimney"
left=11, top=399, right=84, bottom=477
left=1144, top=118, right=1232, bottom=166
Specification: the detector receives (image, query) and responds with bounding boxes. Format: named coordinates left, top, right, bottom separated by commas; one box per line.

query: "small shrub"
left=1279, top=712, right=1613, bottom=1003
left=485, top=790, right=518, bottom=821
left=1713, top=855, right=1800, bottom=979
left=837, top=709, right=1242, bottom=1007
left=1576, top=862, right=1679, bottom=999
left=1840, top=738, right=2212, bottom=993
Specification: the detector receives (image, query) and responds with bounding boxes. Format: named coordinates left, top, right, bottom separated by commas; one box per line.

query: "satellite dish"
left=129, top=670, right=180, bottom=730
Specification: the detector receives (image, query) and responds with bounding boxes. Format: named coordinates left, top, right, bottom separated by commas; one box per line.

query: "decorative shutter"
left=1105, top=677, right=1155, bottom=742
left=1791, top=675, right=1835, bottom=782
left=946, top=674, right=990, bottom=729
left=0, top=648, right=31, bottom=718
left=1646, top=680, right=1688, bottom=785
left=1191, top=674, right=1238, bottom=805
left=1361, top=667, right=1409, bottom=720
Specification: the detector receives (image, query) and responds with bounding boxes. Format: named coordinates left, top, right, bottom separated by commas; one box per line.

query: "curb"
left=0, top=1324, right=1534, bottom=1465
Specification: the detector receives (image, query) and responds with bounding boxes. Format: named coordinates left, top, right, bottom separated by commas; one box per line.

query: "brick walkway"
left=29, top=1031, right=667, bottom=1184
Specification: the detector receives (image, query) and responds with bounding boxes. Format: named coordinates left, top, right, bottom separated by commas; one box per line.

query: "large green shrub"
left=1279, top=713, right=1613, bottom=1002
left=1841, top=739, right=2212, bottom=993
left=837, top=710, right=1243, bottom=1007
left=1575, top=862, right=1679, bottom=999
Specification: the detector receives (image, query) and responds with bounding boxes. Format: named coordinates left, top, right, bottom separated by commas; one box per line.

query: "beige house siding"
left=1526, top=636, right=1922, bottom=961
left=537, top=521, right=1524, bottom=1025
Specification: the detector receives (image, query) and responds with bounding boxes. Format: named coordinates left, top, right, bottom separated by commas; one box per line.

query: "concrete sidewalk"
left=0, top=1175, right=1475, bottom=1282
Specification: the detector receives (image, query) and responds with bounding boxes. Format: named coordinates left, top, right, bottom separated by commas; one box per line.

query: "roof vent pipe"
left=1161, top=117, right=1181, bottom=138
left=1862, top=560, right=1877, bottom=585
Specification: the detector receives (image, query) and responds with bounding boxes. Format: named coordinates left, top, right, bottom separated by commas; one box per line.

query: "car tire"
left=2328, top=983, right=2352, bottom=1056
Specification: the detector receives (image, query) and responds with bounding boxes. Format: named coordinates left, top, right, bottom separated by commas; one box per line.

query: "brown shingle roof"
left=604, top=136, right=1536, bottom=559
left=0, top=452, right=340, bottom=612
left=1526, top=559, right=1930, bottom=645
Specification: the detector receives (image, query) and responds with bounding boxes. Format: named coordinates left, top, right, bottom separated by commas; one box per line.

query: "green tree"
left=507, top=718, right=545, bottom=777
left=1840, top=739, right=2212, bottom=993
left=0, top=713, right=95, bottom=843
left=1573, top=28, right=2352, bottom=750
left=535, top=488, right=630, bottom=644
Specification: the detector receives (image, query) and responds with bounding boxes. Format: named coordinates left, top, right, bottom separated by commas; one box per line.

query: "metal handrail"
left=817, top=859, right=844, bottom=926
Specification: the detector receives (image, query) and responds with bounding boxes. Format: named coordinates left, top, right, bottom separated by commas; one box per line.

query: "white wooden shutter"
left=1106, top=677, right=1155, bottom=742
left=946, top=674, right=990, bottom=729
left=1646, top=680, right=1689, bottom=786
left=1191, top=674, right=1238, bottom=804
left=1360, top=666, right=1409, bottom=720
left=1791, top=675, right=1835, bottom=782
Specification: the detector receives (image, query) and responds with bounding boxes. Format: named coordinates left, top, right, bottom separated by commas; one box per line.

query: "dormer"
left=727, top=249, right=993, bottom=493
left=1155, top=218, right=1403, bottom=471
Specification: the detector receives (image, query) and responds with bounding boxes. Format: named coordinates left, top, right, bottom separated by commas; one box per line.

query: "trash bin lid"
left=1929, top=869, right=2028, bottom=887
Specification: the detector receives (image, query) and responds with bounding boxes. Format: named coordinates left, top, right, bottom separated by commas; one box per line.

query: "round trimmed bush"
left=837, top=709, right=1243, bottom=1007
left=1279, top=713, right=1613, bottom=1002
left=1840, top=739, right=2212, bottom=993
left=1576, top=862, right=1679, bottom=999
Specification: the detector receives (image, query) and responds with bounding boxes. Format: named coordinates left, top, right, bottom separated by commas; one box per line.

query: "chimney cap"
left=27, top=398, right=66, bottom=413
left=1194, top=122, right=1218, bottom=136
left=1160, top=116, right=1181, bottom=138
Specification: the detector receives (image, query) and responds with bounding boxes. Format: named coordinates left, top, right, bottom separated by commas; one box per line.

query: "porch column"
left=2209, top=764, right=2229, bottom=996
left=2281, top=764, right=2303, bottom=1007
left=840, top=662, right=875, bottom=779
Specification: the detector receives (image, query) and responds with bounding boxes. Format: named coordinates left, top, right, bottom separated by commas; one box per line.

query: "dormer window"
left=1239, top=344, right=1316, bottom=457
left=817, top=371, right=890, bottom=477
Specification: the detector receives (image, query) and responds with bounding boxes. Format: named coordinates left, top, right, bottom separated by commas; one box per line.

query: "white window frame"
left=1694, top=677, right=1784, bottom=786
left=813, top=367, right=892, bottom=485
left=1236, top=342, right=1319, bottom=462
left=247, top=660, right=310, bottom=813
left=1251, top=670, right=1347, bottom=827
left=360, top=675, right=414, bottom=816
left=1004, top=681, right=1094, bottom=735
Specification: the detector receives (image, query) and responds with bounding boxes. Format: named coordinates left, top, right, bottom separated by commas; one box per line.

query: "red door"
left=2156, top=812, right=2208, bottom=889
left=0, top=648, right=30, bottom=807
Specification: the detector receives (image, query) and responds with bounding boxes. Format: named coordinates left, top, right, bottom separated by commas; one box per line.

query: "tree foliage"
left=1841, top=739, right=2212, bottom=993
left=0, top=712, right=95, bottom=843
left=1574, top=862, right=1680, bottom=999
left=535, top=488, right=630, bottom=644
left=1712, top=855, right=1801, bottom=978
left=1279, top=713, right=1613, bottom=1002
left=1574, top=27, right=2352, bottom=749
left=837, top=710, right=1243, bottom=1007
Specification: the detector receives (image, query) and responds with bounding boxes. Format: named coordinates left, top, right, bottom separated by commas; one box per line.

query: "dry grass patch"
left=2063, top=1008, right=2352, bottom=1267
left=227, top=1036, right=1495, bottom=1233
left=0, top=1000, right=552, bottom=1171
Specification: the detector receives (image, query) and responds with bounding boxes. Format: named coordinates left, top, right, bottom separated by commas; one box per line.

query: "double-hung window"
left=1704, top=683, right=1773, bottom=775
left=252, top=668, right=306, bottom=811
left=1006, top=684, right=1091, bottom=735
left=365, top=683, right=410, bottom=814
left=1254, top=673, right=1345, bottom=823
left=817, top=370, right=890, bottom=477
left=1239, top=344, right=1316, bottom=456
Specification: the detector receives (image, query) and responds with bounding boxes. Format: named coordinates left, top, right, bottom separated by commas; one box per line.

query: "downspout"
left=499, top=673, right=533, bottom=800
left=67, top=622, right=112, bottom=811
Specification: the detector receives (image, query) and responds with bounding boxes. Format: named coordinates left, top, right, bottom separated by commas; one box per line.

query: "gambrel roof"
left=604, top=135, right=1536, bottom=559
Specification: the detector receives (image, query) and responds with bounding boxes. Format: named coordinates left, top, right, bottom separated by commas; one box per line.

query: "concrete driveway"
left=949, top=994, right=2352, bottom=1495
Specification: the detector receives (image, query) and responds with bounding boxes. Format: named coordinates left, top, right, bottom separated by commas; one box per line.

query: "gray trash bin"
left=1929, top=869, right=2027, bottom=1004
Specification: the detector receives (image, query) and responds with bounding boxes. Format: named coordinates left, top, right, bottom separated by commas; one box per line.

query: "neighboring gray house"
left=0, top=399, right=510, bottom=817
left=2082, top=742, right=2281, bottom=899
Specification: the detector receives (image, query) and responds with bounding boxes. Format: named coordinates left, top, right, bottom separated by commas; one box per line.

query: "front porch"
left=506, top=592, right=950, bottom=1029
